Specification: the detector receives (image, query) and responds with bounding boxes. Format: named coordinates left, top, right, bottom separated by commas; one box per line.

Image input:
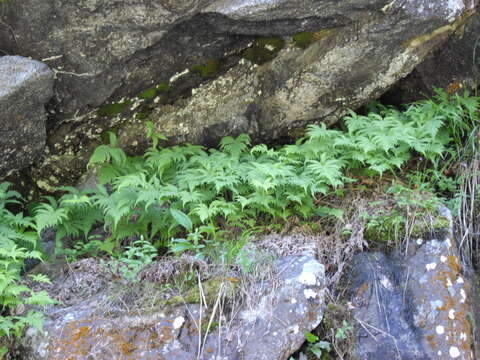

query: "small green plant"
left=304, top=331, right=332, bottom=358
left=334, top=320, right=353, bottom=340
left=105, top=237, right=157, bottom=281
left=0, top=183, right=54, bottom=355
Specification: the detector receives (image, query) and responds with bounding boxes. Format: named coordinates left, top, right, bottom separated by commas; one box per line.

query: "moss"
left=191, top=60, right=221, bottom=78
left=364, top=210, right=404, bottom=244
left=410, top=215, right=450, bottom=238
left=138, top=88, right=157, bottom=100
left=242, top=37, right=285, bottom=65
left=156, top=82, right=171, bottom=93
left=293, top=32, right=315, bottom=49
left=134, top=112, right=150, bottom=120
left=293, top=30, right=333, bottom=49
left=97, top=101, right=132, bottom=117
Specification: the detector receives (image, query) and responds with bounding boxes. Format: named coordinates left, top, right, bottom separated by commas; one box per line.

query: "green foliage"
left=304, top=331, right=332, bottom=359
left=17, top=90, right=480, bottom=260
left=0, top=184, right=54, bottom=355
left=334, top=320, right=353, bottom=340
left=104, top=237, right=157, bottom=281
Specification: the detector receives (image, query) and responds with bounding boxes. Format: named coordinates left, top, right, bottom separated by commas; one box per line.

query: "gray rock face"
left=383, top=11, right=480, bottom=105
left=0, top=56, right=53, bottom=177
left=0, top=0, right=340, bottom=124
left=18, top=254, right=326, bottom=360
left=0, top=0, right=476, bottom=189
left=349, top=209, right=477, bottom=360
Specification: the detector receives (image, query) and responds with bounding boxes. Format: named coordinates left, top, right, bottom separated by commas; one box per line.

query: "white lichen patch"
left=449, top=346, right=460, bottom=358
left=291, top=298, right=297, bottom=304
left=448, top=309, right=456, bottom=320
left=303, top=289, right=317, bottom=299
left=440, top=255, right=447, bottom=263
left=380, top=276, right=392, bottom=290
left=430, top=300, right=443, bottom=310
left=426, top=262, right=437, bottom=271
left=292, top=325, right=299, bottom=334
left=446, top=238, right=452, bottom=248
left=436, top=325, right=445, bottom=335
left=460, top=332, right=467, bottom=341
left=173, top=316, right=185, bottom=329
left=416, top=238, right=423, bottom=245
left=460, top=289, right=467, bottom=303
left=298, top=260, right=324, bottom=286
left=456, top=277, right=464, bottom=284
left=169, top=69, right=189, bottom=83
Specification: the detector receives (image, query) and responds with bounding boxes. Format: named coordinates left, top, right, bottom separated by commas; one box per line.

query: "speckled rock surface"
left=0, top=56, right=53, bottom=177
left=350, top=209, right=477, bottom=360
left=0, top=0, right=477, bottom=192
left=17, top=254, right=326, bottom=360
left=382, top=9, right=480, bottom=105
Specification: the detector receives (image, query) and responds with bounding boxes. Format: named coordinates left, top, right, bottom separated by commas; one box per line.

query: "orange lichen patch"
left=71, top=326, right=90, bottom=342
left=47, top=320, right=96, bottom=359
left=120, top=340, right=136, bottom=356
left=447, top=255, right=462, bottom=273
left=159, top=325, right=173, bottom=346
left=426, top=334, right=438, bottom=349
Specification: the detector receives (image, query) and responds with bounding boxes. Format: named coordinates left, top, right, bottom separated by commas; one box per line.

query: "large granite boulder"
left=0, top=0, right=476, bottom=190
left=17, top=253, right=326, bottom=360
left=349, top=208, right=478, bottom=360
left=0, top=56, right=54, bottom=177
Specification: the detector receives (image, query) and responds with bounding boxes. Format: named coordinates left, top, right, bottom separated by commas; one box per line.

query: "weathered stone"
left=349, top=208, right=477, bottom=360
left=382, top=10, right=480, bottom=105
left=0, top=56, right=53, bottom=177
left=18, top=253, right=326, bottom=360
left=0, top=0, right=476, bottom=191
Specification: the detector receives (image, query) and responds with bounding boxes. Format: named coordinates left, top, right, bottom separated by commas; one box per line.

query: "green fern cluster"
left=0, top=184, right=54, bottom=356
left=32, top=90, right=478, bottom=257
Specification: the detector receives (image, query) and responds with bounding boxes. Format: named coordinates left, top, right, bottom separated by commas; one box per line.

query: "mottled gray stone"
left=383, top=10, right=480, bottom=105
left=0, top=56, right=53, bottom=177
left=350, top=208, right=476, bottom=360
left=18, top=253, right=326, bottom=360
left=0, top=0, right=476, bottom=191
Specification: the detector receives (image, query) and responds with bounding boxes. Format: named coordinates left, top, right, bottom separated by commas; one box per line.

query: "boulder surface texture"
left=18, top=254, right=326, bottom=360
left=349, top=209, right=477, bottom=360
left=0, top=56, right=54, bottom=177
left=0, top=0, right=476, bottom=189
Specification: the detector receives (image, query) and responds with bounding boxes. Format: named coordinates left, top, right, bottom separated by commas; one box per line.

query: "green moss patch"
left=191, top=60, right=221, bottom=78
left=292, top=32, right=315, bottom=49
left=138, top=88, right=157, bottom=100
left=292, top=29, right=333, bottom=49
left=97, top=101, right=132, bottom=117
left=242, top=37, right=285, bottom=65
left=156, top=82, right=171, bottom=93
left=135, top=112, right=150, bottom=120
